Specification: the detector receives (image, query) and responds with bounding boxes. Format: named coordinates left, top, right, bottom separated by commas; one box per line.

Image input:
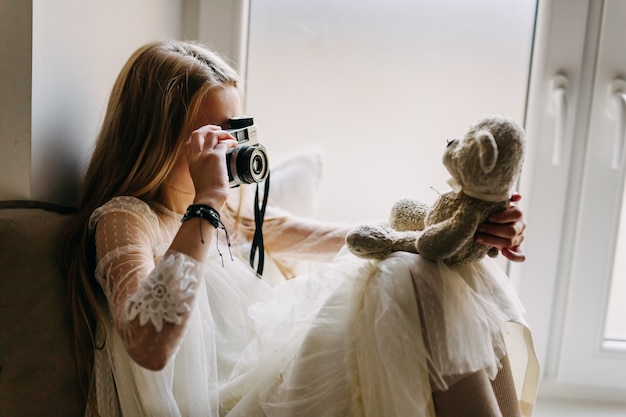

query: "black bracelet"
left=181, top=204, right=221, bottom=229
left=181, top=204, right=232, bottom=265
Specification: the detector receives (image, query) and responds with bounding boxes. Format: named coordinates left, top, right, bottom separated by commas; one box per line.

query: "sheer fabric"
left=225, top=184, right=352, bottom=280
left=87, top=194, right=537, bottom=417
left=245, top=251, right=533, bottom=417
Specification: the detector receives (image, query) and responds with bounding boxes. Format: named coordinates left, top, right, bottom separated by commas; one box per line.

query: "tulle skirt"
left=93, top=247, right=537, bottom=417
left=230, top=248, right=535, bottom=417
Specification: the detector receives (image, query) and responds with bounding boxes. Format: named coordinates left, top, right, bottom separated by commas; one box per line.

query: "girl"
left=62, top=40, right=530, bottom=417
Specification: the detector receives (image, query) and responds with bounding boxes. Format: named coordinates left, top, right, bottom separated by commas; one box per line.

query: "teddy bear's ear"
left=475, top=130, right=498, bottom=173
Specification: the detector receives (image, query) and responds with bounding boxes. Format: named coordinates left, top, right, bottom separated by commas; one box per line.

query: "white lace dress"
left=87, top=196, right=538, bottom=417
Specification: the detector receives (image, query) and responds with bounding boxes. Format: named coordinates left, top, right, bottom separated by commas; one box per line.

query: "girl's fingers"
left=212, top=137, right=238, bottom=152
left=195, top=125, right=223, bottom=151
left=487, top=204, right=523, bottom=223
left=474, top=193, right=527, bottom=261
left=501, top=246, right=526, bottom=263
left=186, top=129, right=208, bottom=154
left=187, top=126, right=236, bottom=157
left=475, top=231, right=524, bottom=250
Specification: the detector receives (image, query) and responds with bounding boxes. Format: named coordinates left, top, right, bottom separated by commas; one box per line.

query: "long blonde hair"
left=61, top=40, right=240, bottom=409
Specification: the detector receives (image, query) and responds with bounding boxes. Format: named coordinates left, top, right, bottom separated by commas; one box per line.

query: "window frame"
left=511, top=0, right=626, bottom=401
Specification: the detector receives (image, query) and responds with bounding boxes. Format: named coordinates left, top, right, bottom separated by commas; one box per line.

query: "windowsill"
left=534, top=397, right=626, bottom=417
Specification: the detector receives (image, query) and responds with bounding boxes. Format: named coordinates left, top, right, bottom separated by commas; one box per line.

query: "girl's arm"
left=94, top=126, right=237, bottom=371
left=94, top=207, right=211, bottom=371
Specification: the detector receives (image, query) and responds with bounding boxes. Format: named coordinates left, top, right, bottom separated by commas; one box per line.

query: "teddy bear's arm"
left=416, top=209, right=482, bottom=261
left=346, top=223, right=421, bottom=260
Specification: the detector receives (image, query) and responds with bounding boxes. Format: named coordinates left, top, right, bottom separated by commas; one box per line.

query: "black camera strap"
left=250, top=171, right=270, bottom=277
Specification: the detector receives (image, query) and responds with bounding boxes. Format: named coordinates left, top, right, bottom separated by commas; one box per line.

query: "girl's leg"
left=432, top=355, right=522, bottom=417
left=432, top=370, right=501, bottom=417
left=491, top=355, right=522, bottom=417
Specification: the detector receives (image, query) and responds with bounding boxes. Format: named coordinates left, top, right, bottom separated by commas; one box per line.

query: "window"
left=512, top=0, right=626, bottom=399
left=245, top=0, right=536, bottom=223
left=244, top=0, right=626, bottom=403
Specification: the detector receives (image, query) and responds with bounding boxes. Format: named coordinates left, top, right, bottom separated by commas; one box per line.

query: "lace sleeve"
left=91, top=198, right=203, bottom=369
left=124, top=252, right=198, bottom=332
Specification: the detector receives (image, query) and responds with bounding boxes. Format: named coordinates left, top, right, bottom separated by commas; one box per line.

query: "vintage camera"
left=225, top=116, right=269, bottom=188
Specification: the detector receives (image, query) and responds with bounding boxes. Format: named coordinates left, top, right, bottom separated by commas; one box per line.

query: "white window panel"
left=245, top=0, right=536, bottom=224
left=558, top=0, right=626, bottom=389
left=514, top=0, right=626, bottom=400
left=506, top=0, right=593, bottom=376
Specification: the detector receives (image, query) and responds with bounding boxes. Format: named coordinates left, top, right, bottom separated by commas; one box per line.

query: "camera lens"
left=252, top=155, right=264, bottom=175
left=226, top=144, right=269, bottom=187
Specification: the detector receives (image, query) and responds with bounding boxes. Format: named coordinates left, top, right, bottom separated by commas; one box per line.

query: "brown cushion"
left=0, top=202, right=85, bottom=417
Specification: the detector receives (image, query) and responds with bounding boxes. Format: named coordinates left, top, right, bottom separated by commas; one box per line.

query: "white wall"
left=0, top=0, right=247, bottom=206
left=182, top=0, right=249, bottom=79
left=31, top=0, right=184, bottom=205
left=0, top=0, right=184, bottom=205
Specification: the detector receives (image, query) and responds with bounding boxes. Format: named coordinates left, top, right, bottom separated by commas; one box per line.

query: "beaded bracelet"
left=181, top=204, right=221, bottom=229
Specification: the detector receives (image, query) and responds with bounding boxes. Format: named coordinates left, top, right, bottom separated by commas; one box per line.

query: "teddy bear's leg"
left=432, top=370, right=501, bottom=417
left=491, top=355, right=522, bottom=417
left=389, top=197, right=430, bottom=231
left=346, top=224, right=420, bottom=259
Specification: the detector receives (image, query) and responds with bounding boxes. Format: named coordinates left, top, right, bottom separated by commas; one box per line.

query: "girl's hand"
left=475, top=193, right=527, bottom=262
left=184, top=125, right=238, bottom=209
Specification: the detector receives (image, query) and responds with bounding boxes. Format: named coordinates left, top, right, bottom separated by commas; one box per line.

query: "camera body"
left=225, top=116, right=269, bottom=188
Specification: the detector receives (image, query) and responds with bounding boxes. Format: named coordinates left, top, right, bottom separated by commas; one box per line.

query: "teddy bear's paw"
left=346, top=224, right=399, bottom=259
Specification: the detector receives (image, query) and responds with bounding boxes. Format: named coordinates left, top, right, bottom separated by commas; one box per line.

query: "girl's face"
left=167, top=86, right=242, bottom=199
left=193, top=85, right=243, bottom=131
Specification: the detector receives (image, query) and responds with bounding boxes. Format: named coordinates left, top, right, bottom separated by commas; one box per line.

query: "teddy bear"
left=346, top=115, right=525, bottom=265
